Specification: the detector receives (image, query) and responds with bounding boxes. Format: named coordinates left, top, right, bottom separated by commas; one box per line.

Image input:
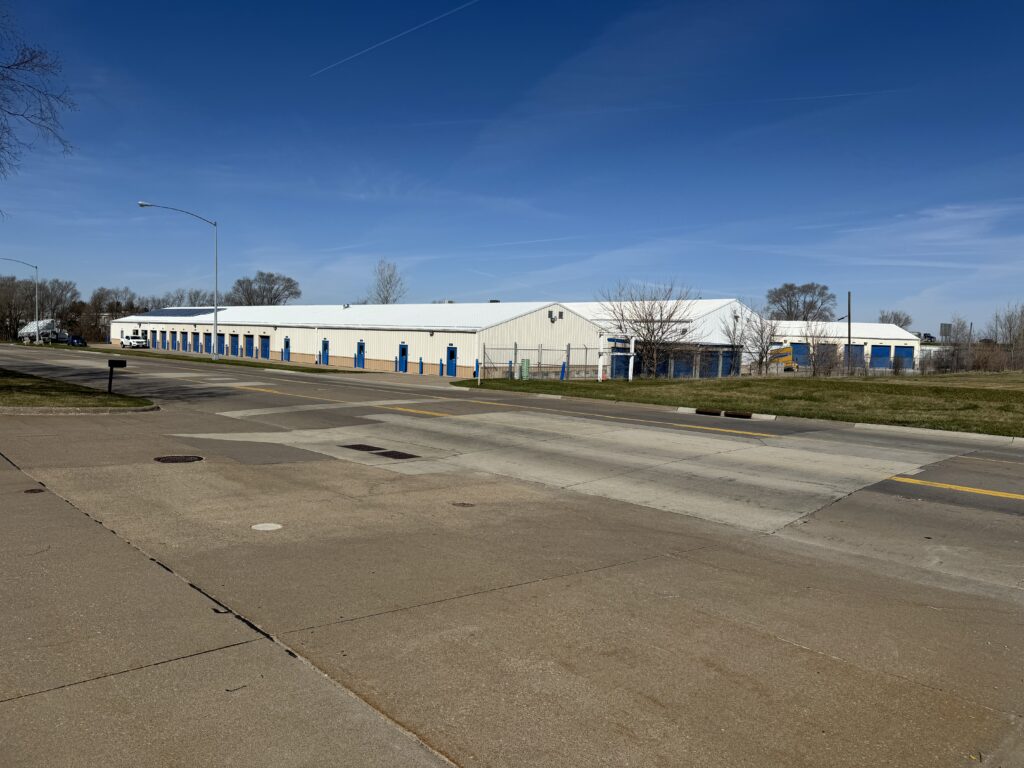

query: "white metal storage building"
left=773, top=321, right=921, bottom=370
left=110, top=302, right=603, bottom=377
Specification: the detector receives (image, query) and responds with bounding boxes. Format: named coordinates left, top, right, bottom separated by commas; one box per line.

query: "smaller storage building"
left=773, top=321, right=921, bottom=371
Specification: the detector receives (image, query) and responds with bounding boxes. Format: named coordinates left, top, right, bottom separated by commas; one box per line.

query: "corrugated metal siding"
left=478, top=305, right=602, bottom=353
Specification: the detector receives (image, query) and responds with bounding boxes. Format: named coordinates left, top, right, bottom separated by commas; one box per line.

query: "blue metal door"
left=282, top=337, right=290, bottom=362
left=259, top=335, right=270, bottom=359
left=870, top=345, right=891, bottom=369
left=354, top=341, right=365, bottom=368
left=672, top=354, right=694, bottom=378
left=845, top=344, right=865, bottom=368
left=230, top=334, right=239, bottom=356
left=894, top=346, right=914, bottom=370
left=160, top=331, right=167, bottom=350
left=192, top=332, right=200, bottom=352
left=244, top=335, right=254, bottom=357
left=398, top=343, right=409, bottom=373
left=203, top=333, right=212, bottom=353
left=216, top=334, right=224, bottom=355
left=446, top=346, right=458, bottom=377
left=791, top=343, right=811, bottom=368
left=322, top=338, right=330, bottom=365
left=721, top=350, right=736, bottom=376
left=170, top=331, right=177, bottom=350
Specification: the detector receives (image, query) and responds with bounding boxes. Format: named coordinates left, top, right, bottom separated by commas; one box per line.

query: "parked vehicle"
left=120, top=334, right=148, bottom=349
left=66, top=336, right=88, bottom=347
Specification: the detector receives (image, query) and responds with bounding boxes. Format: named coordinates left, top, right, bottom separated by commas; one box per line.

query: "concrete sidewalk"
left=0, top=455, right=449, bottom=768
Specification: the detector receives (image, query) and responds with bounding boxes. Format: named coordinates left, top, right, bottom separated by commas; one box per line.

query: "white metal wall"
left=478, top=304, right=602, bottom=353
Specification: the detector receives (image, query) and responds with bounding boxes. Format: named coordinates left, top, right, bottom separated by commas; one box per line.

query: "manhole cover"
left=24, top=488, right=45, bottom=494
left=452, top=502, right=475, bottom=508
left=154, top=455, right=204, bottom=464
left=341, top=444, right=384, bottom=452
left=376, top=450, right=419, bottom=460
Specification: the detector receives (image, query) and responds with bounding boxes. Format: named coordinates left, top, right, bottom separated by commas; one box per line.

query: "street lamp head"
left=137, top=201, right=151, bottom=208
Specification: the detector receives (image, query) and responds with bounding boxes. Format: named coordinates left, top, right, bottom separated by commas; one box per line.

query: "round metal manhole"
left=452, top=502, right=476, bottom=508
left=154, top=455, right=204, bottom=464
left=24, top=488, right=45, bottom=494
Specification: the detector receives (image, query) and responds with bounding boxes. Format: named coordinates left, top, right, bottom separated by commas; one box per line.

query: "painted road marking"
left=378, top=405, right=450, bottom=417
left=889, top=476, right=1024, bottom=501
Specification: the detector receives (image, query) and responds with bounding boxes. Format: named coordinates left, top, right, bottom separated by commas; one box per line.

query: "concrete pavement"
left=1, top=344, right=1022, bottom=766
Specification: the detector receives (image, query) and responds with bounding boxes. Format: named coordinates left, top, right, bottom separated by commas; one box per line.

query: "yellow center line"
left=378, top=405, right=450, bottom=417
left=889, top=476, right=1024, bottom=501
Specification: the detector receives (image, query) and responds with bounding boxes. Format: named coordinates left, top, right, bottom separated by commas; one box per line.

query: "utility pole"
left=1, top=258, right=39, bottom=343
left=847, top=291, right=852, bottom=375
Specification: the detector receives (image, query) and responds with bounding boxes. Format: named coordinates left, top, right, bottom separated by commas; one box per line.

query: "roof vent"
left=343, top=304, right=350, bottom=309
left=489, top=299, right=500, bottom=303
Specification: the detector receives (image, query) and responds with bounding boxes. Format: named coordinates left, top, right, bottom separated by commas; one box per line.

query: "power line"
left=310, top=0, right=484, bottom=77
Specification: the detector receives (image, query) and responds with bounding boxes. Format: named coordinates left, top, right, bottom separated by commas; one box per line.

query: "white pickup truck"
left=120, top=334, right=149, bottom=349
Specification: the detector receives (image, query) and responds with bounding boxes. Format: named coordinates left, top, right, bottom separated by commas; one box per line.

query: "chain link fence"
left=481, top=344, right=602, bottom=380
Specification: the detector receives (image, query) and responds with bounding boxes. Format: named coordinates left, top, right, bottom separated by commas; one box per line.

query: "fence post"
left=566, top=343, right=571, bottom=380
left=628, top=337, right=635, bottom=382
left=597, top=336, right=605, bottom=381
left=479, top=344, right=485, bottom=386
left=538, top=344, right=543, bottom=378
left=508, top=360, right=513, bottom=379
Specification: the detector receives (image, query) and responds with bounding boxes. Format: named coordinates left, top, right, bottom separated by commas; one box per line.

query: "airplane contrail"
left=310, top=0, right=484, bottom=77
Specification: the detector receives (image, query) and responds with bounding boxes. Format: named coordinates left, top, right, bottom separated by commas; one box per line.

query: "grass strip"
left=0, top=367, right=152, bottom=408
left=1, top=343, right=366, bottom=375
left=454, top=374, right=1024, bottom=437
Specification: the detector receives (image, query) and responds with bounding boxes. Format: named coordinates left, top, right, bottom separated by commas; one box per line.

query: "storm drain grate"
left=24, top=488, right=45, bottom=494
left=341, top=444, right=385, bottom=452
left=154, top=455, right=204, bottom=464
left=376, top=450, right=419, bottom=460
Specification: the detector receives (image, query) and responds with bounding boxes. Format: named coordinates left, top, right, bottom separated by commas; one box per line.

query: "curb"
left=0, top=404, right=160, bottom=416
left=676, top=406, right=777, bottom=421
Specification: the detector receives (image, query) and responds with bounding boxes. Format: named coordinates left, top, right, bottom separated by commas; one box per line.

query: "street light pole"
left=137, top=202, right=219, bottom=360
left=1, top=257, right=39, bottom=343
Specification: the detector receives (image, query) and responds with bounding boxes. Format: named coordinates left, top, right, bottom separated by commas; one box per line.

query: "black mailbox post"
left=107, top=359, right=127, bottom=393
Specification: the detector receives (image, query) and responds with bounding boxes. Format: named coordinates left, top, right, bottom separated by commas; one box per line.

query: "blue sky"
left=2, top=0, right=1022, bottom=331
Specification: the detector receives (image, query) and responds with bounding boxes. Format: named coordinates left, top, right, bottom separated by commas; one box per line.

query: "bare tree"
left=719, top=308, right=746, bottom=376
left=38, top=278, right=79, bottom=330
left=878, top=309, right=913, bottom=329
left=366, top=259, right=407, bottom=304
left=185, top=287, right=214, bottom=306
left=743, top=308, right=779, bottom=376
left=225, top=271, right=301, bottom=305
left=598, top=280, right=697, bottom=377
left=804, top=320, right=841, bottom=377
left=0, top=274, right=33, bottom=340
left=0, top=9, right=75, bottom=182
left=766, top=282, right=836, bottom=321
left=985, top=303, right=1024, bottom=371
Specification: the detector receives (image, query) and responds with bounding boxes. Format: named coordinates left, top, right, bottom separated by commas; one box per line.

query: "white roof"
left=17, top=319, right=57, bottom=335
left=114, top=302, right=566, bottom=332
left=773, top=320, right=919, bottom=341
left=562, top=299, right=738, bottom=324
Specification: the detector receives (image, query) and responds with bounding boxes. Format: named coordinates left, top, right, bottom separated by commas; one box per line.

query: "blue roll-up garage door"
left=791, top=343, right=810, bottom=368
left=672, top=353, right=694, bottom=378
left=870, top=345, right=891, bottom=369
left=845, top=344, right=865, bottom=368
left=894, top=346, right=914, bottom=370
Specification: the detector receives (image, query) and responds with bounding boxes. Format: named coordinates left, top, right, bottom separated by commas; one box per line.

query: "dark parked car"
left=66, top=336, right=88, bottom=347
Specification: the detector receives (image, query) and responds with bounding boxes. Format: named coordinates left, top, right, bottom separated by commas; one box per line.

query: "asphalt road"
left=1, top=345, right=1022, bottom=767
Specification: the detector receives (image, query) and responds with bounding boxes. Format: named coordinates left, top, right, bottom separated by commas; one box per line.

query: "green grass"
left=1, top=342, right=366, bottom=375
left=0, top=367, right=153, bottom=408
left=454, top=372, right=1024, bottom=437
